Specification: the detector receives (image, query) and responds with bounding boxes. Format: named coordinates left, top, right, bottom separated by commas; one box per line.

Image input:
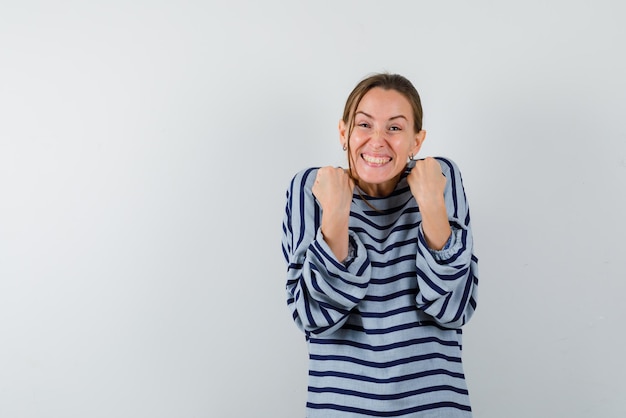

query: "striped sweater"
left=282, top=157, right=479, bottom=417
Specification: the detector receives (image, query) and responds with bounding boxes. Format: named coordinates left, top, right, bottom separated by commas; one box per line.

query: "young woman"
left=282, top=73, right=479, bottom=417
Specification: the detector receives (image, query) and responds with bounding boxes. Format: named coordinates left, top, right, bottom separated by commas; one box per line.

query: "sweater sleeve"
left=414, top=157, right=479, bottom=328
left=281, top=168, right=372, bottom=337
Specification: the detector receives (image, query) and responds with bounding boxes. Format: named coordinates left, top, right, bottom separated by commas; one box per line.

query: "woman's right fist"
left=312, top=167, right=355, bottom=215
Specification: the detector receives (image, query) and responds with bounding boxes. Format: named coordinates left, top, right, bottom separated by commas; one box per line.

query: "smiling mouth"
left=362, top=154, right=391, bottom=165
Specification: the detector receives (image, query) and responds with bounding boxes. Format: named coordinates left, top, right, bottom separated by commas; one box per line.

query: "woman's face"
left=340, top=87, right=425, bottom=197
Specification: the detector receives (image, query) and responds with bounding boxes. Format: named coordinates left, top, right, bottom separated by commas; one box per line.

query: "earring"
left=342, top=143, right=347, bottom=151
left=409, top=153, right=414, bottom=161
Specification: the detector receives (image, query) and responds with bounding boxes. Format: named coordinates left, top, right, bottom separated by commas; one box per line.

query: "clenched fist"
left=407, top=157, right=451, bottom=250
left=312, top=167, right=355, bottom=261
left=312, top=167, right=355, bottom=216
left=407, top=157, right=447, bottom=206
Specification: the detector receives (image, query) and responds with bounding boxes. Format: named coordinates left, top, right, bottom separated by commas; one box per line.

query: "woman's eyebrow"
left=356, top=110, right=407, bottom=121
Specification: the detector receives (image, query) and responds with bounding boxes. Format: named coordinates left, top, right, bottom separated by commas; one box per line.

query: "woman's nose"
left=370, top=129, right=385, bottom=145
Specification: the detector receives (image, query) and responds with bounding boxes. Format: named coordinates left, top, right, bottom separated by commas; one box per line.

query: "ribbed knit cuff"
left=426, top=225, right=463, bottom=261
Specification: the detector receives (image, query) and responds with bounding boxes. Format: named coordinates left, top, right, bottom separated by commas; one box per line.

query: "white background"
left=1, top=1, right=625, bottom=417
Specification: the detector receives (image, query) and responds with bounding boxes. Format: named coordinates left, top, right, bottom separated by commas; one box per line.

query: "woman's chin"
left=356, top=163, right=401, bottom=184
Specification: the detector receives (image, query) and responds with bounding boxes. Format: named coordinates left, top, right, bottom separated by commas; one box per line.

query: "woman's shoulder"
left=285, top=167, right=320, bottom=195
left=432, top=156, right=463, bottom=180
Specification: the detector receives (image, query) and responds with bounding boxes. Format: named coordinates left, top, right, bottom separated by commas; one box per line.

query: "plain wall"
left=1, top=1, right=625, bottom=417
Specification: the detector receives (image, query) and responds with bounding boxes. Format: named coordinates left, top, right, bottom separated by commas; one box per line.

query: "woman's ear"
left=338, top=119, right=347, bottom=149
left=411, top=130, right=427, bottom=156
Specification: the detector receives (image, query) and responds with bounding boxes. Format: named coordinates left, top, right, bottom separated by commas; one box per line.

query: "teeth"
left=363, top=155, right=390, bottom=164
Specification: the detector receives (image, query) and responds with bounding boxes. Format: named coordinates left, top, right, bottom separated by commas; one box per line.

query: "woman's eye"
left=357, top=122, right=370, bottom=128
left=389, top=126, right=401, bottom=131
